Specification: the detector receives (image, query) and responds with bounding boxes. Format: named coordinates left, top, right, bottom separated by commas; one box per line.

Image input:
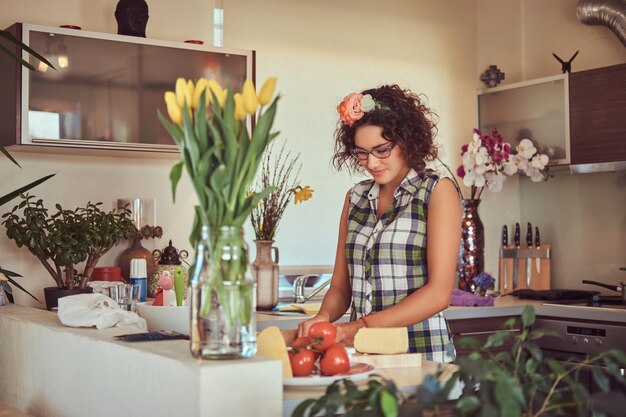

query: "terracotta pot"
left=43, top=286, right=93, bottom=311
left=117, top=237, right=156, bottom=284
left=252, top=240, right=280, bottom=311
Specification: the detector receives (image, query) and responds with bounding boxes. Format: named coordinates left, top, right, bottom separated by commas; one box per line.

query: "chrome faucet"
left=293, top=274, right=331, bottom=303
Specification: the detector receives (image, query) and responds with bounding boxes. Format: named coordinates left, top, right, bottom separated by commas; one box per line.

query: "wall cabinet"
left=477, top=63, right=626, bottom=173
left=0, top=23, right=253, bottom=154
left=569, top=63, right=626, bottom=173
left=477, top=74, right=570, bottom=166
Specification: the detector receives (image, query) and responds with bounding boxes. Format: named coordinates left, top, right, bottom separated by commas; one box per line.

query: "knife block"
left=499, top=244, right=551, bottom=292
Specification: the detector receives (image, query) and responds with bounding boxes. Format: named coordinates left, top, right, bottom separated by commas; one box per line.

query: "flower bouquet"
left=438, top=128, right=550, bottom=293
left=453, top=128, right=550, bottom=200
left=158, top=76, right=280, bottom=358
left=250, top=143, right=313, bottom=242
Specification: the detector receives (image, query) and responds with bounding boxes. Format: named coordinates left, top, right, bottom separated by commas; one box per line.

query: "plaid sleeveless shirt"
left=346, top=168, right=453, bottom=362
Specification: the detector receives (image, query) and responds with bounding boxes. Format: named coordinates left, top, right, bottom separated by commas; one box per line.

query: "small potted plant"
left=2, top=194, right=136, bottom=309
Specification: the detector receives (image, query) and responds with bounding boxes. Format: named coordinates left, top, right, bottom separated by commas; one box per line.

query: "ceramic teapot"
left=150, top=240, right=188, bottom=298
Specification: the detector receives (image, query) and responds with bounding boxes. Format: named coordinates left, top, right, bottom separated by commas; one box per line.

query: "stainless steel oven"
left=534, top=303, right=626, bottom=393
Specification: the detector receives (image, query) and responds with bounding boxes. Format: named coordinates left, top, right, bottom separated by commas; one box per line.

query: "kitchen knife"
left=513, top=223, right=520, bottom=289
left=525, top=222, right=532, bottom=288
left=535, top=226, right=541, bottom=274
left=502, top=225, right=508, bottom=291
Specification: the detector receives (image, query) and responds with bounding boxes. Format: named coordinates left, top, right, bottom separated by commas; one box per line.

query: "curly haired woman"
left=298, top=85, right=461, bottom=362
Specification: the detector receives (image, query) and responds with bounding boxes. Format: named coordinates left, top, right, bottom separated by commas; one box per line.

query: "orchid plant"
left=450, top=129, right=550, bottom=200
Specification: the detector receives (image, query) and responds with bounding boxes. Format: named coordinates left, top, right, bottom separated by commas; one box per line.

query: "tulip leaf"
left=157, top=111, right=184, bottom=148
left=169, top=160, right=184, bottom=203
left=194, top=91, right=209, bottom=155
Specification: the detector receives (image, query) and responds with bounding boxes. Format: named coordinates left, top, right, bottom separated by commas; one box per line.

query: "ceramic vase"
left=252, top=240, right=280, bottom=311
left=189, top=225, right=256, bottom=359
left=118, top=237, right=156, bottom=286
left=457, top=199, right=484, bottom=293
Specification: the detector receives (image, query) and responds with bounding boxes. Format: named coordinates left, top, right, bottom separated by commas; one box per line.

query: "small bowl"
left=135, top=302, right=189, bottom=335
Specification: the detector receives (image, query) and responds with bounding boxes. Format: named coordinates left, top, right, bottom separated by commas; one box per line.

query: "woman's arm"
left=297, top=192, right=353, bottom=336
left=341, top=177, right=461, bottom=329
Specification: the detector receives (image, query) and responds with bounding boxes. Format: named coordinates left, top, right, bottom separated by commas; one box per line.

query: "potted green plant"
left=2, top=194, right=136, bottom=309
left=293, top=306, right=626, bottom=417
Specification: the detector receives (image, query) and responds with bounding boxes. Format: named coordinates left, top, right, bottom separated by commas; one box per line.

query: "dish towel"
left=57, top=293, right=147, bottom=331
left=277, top=303, right=322, bottom=314
left=450, top=289, right=495, bottom=307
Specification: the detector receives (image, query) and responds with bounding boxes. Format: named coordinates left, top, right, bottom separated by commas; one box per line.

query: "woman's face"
left=353, top=124, right=409, bottom=187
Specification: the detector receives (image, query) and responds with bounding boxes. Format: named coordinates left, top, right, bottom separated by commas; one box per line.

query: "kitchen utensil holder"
left=499, top=244, right=551, bottom=292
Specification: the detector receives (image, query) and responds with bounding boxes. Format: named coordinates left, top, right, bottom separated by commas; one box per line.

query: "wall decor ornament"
left=480, top=65, right=505, bottom=87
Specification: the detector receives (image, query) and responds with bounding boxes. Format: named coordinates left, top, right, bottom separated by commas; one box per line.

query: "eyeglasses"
left=350, top=143, right=396, bottom=161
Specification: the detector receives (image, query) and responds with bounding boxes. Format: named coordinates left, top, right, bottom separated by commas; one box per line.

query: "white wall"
left=1, top=0, right=478, bottom=307
left=477, top=0, right=626, bottom=289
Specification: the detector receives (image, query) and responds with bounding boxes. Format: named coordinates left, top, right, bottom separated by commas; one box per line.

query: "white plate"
left=283, top=362, right=375, bottom=390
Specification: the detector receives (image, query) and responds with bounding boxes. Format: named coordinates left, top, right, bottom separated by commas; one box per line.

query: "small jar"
left=151, top=240, right=188, bottom=298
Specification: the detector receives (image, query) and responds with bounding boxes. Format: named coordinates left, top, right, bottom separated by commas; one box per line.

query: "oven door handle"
left=458, top=329, right=520, bottom=337
left=552, top=359, right=625, bottom=374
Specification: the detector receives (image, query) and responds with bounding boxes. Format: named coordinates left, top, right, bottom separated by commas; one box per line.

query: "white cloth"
left=57, top=293, right=147, bottom=331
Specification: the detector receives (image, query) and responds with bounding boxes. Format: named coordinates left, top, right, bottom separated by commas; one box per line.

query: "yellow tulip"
left=257, top=77, right=277, bottom=106
left=175, top=78, right=187, bottom=108
left=293, top=186, right=314, bottom=204
left=193, top=78, right=209, bottom=109
left=207, top=79, right=226, bottom=107
left=233, top=93, right=247, bottom=121
left=184, top=80, right=195, bottom=109
left=164, top=91, right=182, bottom=125
left=242, top=79, right=258, bottom=115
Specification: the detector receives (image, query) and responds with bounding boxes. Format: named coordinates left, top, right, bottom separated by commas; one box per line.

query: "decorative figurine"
left=552, top=50, right=579, bottom=74
left=480, top=65, right=505, bottom=87
left=115, top=0, right=149, bottom=37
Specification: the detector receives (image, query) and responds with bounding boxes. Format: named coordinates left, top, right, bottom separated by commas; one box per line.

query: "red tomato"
left=308, top=322, right=337, bottom=351
left=293, top=336, right=321, bottom=360
left=292, top=336, right=314, bottom=349
left=320, top=343, right=350, bottom=376
left=289, top=346, right=316, bottom=377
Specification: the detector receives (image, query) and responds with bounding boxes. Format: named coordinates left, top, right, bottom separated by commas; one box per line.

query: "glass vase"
left=252, top=240, right=280, bottom=311
left=189, top=225, right=256, bottom=359
left=457, top=199, right=484, bottom=293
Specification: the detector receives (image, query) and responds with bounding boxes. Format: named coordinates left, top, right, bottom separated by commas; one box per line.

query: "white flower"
left=485, top=172, right=506, bottom=192
left=525, top=166, right=545, bottom=182
left=513, top=154, right=528, bottom=172
left=360, top=94, right=375, bottom=112
left=530, top=153, right=549, bottom=170
left=516, top=139, right=537, bottom=159
left=462, top=152, right=476, bottom=170
left=463, top=169, right=486, bottom=188
left=503, top=159, right=518, bottom=176
left=474, top=146, right=489, bottom=166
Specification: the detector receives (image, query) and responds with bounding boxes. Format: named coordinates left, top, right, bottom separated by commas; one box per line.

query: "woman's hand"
left=297, top=313, right=330, bottom=337
left=334, top=319, right=366, bottom=347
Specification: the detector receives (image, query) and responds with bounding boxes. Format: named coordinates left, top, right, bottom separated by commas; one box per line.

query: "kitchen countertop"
left=0, top=305, right=282, bottom=417
left=260, top=296, right=626, bottom=329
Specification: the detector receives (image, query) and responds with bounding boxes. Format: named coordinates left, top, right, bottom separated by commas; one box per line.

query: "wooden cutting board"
left=351, top=353, right=422, bottom=368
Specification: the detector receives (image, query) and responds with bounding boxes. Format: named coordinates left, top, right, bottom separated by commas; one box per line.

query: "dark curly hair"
left=332, top=84, right=439, bottom=174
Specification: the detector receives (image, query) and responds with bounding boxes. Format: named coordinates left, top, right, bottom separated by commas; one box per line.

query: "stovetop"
left=543, top=295, right=626, bottom=310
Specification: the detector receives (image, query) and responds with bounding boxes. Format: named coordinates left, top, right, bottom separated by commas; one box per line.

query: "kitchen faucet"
left=293, top=274, right=331, bottom=303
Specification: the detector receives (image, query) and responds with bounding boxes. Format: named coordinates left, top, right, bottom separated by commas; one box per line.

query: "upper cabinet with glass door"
left=0, top=23, right=253, bottom=154
left=477, top=74, right=570, bottom=166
